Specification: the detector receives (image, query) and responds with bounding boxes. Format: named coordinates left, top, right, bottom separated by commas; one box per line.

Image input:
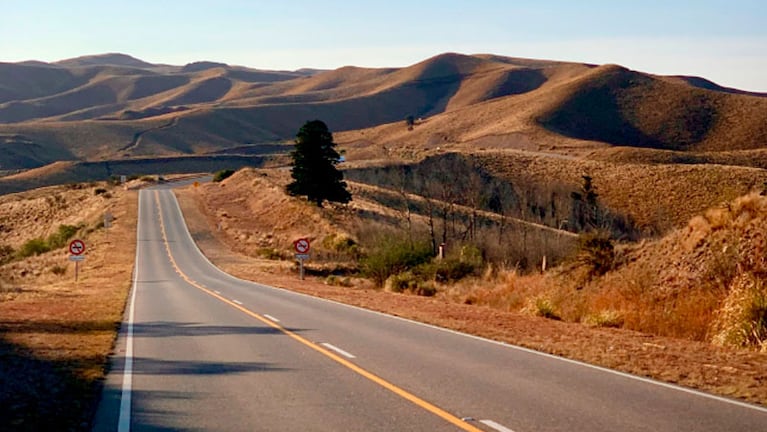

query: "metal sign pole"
left=299, top=258, right=304, bottom=280
left=75, top=261, right=79, bottom=282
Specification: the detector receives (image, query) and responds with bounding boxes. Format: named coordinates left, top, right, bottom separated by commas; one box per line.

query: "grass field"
left=0, top=183, right=136, bottom=431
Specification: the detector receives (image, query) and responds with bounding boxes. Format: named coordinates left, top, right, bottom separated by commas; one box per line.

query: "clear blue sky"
left=2, top=0, right=766, bottom=91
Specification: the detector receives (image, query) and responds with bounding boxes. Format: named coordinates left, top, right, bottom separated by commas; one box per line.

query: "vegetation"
left=0, top=244, right=14, bottom=265
left=575, top=231, right=615, bottom=279
left=405, top=115, right=415, bottom=130
left=213, top=169, right=236, bottom=182
left=15, top=224, right=82, bottom=259
left=287, top=120, right=351, bottom=207
left=360, top=236, right=433, bottom=287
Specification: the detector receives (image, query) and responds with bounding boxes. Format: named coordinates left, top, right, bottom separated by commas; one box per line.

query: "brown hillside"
left=337, top=62, right=767, bottom=160
left=538, top=65, right=767, bottom=151
left=2, top=52, right=767, bottom=181
left=579, top=192, right=767, bottom=348
left=471, top=152, right=767, bottom=232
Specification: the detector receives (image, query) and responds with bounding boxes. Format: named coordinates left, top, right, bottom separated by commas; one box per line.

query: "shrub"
left=585, top=310, right=624, bottom=328
left=325, top=275, right=353, bottom=287
left=16, top=238, right=49, bottom=258
left=94, top=188, right=108, bottom=195
left=257, top=247, right=284, bottom=260
left=15, top=224, right=82, bottom=259
left=412, top=283, right=437, bottom=297
left=361, top=238, right=433, bottom=287
left=711, top=273, right=767, bottom=351
left=576, top=231, right=615, bottom=278
left=385, top=272, right=437, bottom=296
left=322, top=233, right=361, bottom=260
left=435, top=259, right=477, bottom=283
left=385, top=271, right=419, bottom=293
left=528, top=297, right=561, bottom=320
left=0, top=244, right=14, bottom=264
left=47, top=224, right=81, bottom=249
left=213, top=169, right=236, bottom=182
left=51, top=265, right=67, bottom=276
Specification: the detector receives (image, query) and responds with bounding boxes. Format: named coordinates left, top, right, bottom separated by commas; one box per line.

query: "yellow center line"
left=152, top=191, right=483, bottom=432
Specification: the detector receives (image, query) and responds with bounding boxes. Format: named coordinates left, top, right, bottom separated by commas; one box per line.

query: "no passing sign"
left=69, top=239, right=85, bottom=256
left=294, top=238, right=310, bottom=254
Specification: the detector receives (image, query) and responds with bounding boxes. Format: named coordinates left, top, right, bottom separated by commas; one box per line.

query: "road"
left=94, top=185, right=767, bottom=431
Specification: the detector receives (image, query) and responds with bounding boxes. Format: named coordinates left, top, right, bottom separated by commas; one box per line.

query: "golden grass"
left=470, top=152, right=767, bottom=232
left=0, top=183, right=136, bottom=430
left=446, top=193, right=767, bottom=347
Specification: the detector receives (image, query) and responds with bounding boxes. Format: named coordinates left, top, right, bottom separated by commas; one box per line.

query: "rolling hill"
left=1, top=52, right=766, bottom=193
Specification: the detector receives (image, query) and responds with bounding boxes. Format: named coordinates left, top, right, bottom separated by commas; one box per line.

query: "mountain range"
left=0, top=52, right=766, bottom=175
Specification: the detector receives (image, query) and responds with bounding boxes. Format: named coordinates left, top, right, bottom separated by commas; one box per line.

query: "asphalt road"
left=94, top=185, right=767, bottom=431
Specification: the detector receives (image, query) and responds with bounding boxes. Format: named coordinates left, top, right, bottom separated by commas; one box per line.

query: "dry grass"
left=471, top=152, right=767, bottom=233
left=448, top=193, right=767, bottom=346
left=0, top=183, right=136, bottom=431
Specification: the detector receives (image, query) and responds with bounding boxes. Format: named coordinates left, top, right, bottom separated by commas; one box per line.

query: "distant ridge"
left=0, top=52, right=765, bottom=173
left=54, top=53, right=158, bottom=69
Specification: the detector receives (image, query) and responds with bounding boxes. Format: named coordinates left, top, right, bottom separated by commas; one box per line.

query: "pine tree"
left=286, top=120, right=351, bottom=207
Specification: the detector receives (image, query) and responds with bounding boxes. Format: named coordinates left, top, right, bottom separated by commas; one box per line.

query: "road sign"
left=69, top=239, right=85, bottom=256
left=295, top=254, right=310, bottom=260
left=294, top=238, right=310, bottom=254
left=68, top=255, right=85, bottom=261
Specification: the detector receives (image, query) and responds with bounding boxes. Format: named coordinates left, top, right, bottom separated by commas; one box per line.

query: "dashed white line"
left=232, top=299, right=243, bottom=305
left=213, top=290, right=221, bottom=294
left=263, top=314, right=280, bottom=322
left=320, top=342, right=356, bottom=359
left=480, top=419, right=515, bottom=432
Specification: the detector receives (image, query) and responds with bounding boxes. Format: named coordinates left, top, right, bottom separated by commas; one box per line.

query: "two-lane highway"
left=94, top=186, right=767, bottom=431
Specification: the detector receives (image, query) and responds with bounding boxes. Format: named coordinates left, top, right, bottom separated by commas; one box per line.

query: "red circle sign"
left=69, top=239, right=85, bottom=256
left=294, top=238, right=310, bottom=254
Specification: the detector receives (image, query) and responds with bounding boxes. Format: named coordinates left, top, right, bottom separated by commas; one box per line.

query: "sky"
left=2, top=0, right=766, bottom=91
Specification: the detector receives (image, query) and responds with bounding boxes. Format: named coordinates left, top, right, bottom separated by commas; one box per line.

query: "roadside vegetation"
left=0, top=182, right=135, bottom=431
left=191, top=159, right=767, bottom=354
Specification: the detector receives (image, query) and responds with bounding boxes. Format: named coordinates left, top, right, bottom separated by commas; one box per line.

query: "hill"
left=1, top=51, right=767, bottom=196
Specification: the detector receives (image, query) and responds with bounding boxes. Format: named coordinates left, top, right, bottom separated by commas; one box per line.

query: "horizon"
left=1, top=1, right=766, bottom=92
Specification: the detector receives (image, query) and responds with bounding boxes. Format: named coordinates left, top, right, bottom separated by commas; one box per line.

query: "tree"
left=287, top=120, right=351, bottom=207
left=570, top=175, right=599, bottom=231
left=405, top=115, right=415, bottom=130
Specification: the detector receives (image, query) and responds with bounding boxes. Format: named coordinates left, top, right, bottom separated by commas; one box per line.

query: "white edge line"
left=321, top=342, right=356, bottom=359
left=480, top=419, right=516, bottom=432
left=232, top=299, right=243, bottom=305
left=213, top=290, right=221, bottom=294
left=166, top=188, right=767, bottom=414
left=263, top=314, right=280, bottom=323
left=117, top=190, right=143, bottom=432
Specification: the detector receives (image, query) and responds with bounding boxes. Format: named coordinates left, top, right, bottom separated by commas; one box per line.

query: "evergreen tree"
left=287, top=120, right=351, bottom=207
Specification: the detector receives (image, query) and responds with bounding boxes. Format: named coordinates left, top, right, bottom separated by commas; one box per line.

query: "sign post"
left=69, top=239, right=85, bottom=281
left=293, top=238, right=311, bottom=280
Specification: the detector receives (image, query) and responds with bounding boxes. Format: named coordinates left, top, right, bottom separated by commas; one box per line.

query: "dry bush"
left=523, top=296, right=561, bottom=320
left=445, top=269, right=554, bottom=313
left=583, top=310, right=623, bottom=328
left=711, top=273, right=767, bottom=351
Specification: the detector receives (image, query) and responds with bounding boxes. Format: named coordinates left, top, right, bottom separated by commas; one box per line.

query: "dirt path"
left=174, top=187, right=767, bottom=407
left=118, top=116, right=180, bottom=154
